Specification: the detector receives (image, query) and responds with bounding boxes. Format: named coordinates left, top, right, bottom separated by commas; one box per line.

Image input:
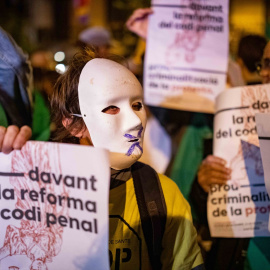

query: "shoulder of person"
left=158, top=173, right=192, bottom=218
left=158, top=173, right=184, bottom=196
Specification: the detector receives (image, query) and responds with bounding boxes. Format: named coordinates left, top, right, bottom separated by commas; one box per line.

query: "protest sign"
left=0, top=141, right=110, bottom=269
left=144, top=0, right=229, bottom=113
left=208, top=84, right=270, bottom=238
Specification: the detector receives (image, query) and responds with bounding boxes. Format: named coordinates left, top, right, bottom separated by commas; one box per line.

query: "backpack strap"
left=131, top=161, right=167, bottom=270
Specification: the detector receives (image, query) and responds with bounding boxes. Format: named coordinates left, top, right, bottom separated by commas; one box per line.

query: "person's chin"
left=109, top=150, right=142, bottom=170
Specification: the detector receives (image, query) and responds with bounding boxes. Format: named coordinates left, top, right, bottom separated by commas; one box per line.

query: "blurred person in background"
left=0, top=27, right=55, bottom=154
left=78, top=26, right=111, bottom=58
left=257, top=40, right=270, bottom=84
left=0, top=26, right=32, bottom=154
left=30, top=49, right=55, bottom=71
left=191, top=38, right=270, bottom=270
left=237, top=35, right=267, bottom=85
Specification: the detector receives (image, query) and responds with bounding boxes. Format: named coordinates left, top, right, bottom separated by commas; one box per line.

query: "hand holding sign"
left=198, top=155, right=231, bottom=192
left=0, top=125, right=32, bottom=154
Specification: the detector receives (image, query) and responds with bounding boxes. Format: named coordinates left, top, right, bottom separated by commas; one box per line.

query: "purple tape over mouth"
left=126, top=142, right=143, bottom=156
left=124, top=127, right=144, bottom=140
left=137, top=127, right=143, bottom=138
left=124, top=127, right=144, bottom=156
left=124, top=134, right=137, bottom=139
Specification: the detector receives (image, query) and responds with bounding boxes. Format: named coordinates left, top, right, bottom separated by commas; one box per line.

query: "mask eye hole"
left=102, top=105, right=120, bottom=115
left=132, top=102, right=143, bottom=111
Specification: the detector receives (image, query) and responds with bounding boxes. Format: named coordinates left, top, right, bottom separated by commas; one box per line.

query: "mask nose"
left=123, top=107, right=144, bottom=133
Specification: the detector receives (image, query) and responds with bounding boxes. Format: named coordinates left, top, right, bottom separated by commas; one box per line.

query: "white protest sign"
left=0, top=141, right=110, bottom=270
left=144, top=0, right=229, bottom=113
left=208, top=84, right=270, bottom=238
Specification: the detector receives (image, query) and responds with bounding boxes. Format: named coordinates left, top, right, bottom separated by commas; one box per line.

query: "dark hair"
left=237, top=35, right=267, bottom=72
left=50, top=48, right=97, bottom=143
left=50, top=47, right=126, bottom=143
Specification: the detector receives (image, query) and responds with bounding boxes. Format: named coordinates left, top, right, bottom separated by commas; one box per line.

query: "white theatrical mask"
left=78, top=58, right=147, bottom=170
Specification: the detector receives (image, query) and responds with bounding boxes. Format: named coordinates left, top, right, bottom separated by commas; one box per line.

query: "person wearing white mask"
left=50, top=48, right=204, bottom=270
